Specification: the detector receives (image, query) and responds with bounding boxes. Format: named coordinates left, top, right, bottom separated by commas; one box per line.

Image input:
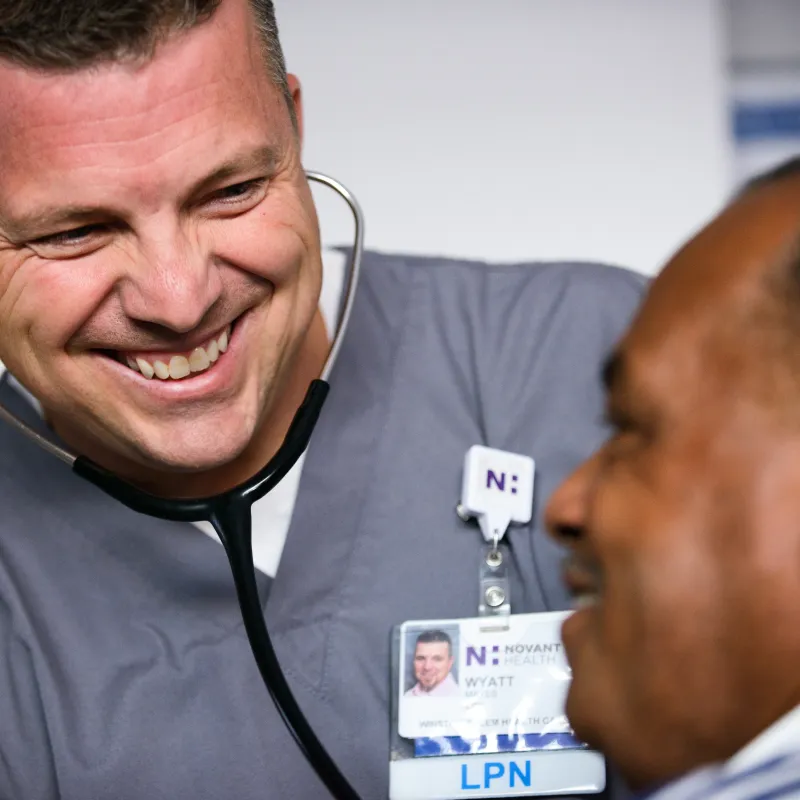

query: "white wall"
left=278, top=1, right=732, bottom=277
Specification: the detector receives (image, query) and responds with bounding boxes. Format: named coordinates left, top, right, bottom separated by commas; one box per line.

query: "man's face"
left=545, top=182, right=800, bottom=789
left=0, top=0, right=322, bottom=479
left=414, top=641, right=454, bottom=691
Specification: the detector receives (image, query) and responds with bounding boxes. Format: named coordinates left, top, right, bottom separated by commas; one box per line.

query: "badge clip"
left=479, top=535, right=511, bottom=631
left=457, top=445, right=535, bottom=631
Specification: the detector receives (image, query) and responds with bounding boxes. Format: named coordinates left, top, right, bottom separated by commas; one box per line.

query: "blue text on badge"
left=460, top=759, right=532, bottom=790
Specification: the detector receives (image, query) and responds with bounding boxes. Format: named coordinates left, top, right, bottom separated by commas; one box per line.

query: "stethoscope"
left=0, top=172, right=365, bottom=800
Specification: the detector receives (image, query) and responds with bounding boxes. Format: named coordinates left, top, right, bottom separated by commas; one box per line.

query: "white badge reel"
left=457, top=445, right=536, bottom=545
left=457, top=446, right=535, bottom=628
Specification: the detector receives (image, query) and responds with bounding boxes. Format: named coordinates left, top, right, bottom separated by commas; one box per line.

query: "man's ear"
left=287, top=74, right=304, bottom=145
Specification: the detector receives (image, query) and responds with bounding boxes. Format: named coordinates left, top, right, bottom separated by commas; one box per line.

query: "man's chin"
left=137, top=445, right=245, bottom=474
left=135, top=430, right=253, bottom=474
left=103, top=412, right=258, bottom=480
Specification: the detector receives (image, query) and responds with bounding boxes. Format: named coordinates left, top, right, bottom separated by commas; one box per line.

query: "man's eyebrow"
left=601, top=350, right=625, bottom=394
left=0, top=144, right=281, bottom=242
left=186, top=144, right=281, bottom=197
left=0, top=205, right=103, bottom=242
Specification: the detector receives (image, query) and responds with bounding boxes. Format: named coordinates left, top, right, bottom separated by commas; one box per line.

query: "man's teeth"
left=121, top=326, right=230, bottom=381
left=136, top=358, right=155, bottom=379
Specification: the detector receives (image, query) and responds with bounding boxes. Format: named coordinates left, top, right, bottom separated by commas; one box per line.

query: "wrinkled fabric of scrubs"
left=0, top=252, right=645, bottom=800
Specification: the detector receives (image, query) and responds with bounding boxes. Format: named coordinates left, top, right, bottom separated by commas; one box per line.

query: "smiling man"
left=0, top=1, right=324, bottom=498
left=546, top=159, right=800, bottom=800
left=405, top=630, right=459, bottom=697
left=0, top=0, right=646, bottom=798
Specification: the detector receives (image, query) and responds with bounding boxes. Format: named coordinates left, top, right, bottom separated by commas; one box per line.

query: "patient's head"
left=545, top=156, right=800, bottom=790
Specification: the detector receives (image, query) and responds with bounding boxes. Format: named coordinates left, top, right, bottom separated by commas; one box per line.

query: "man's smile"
left=115, top=324, right=231, bottom=381
left=85, top=311, right=257, bottom=404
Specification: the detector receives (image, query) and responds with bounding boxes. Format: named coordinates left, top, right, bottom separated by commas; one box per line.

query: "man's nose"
left=544, top=453, right=599, bottom=546
left=118, top=229, right=223, bottom=333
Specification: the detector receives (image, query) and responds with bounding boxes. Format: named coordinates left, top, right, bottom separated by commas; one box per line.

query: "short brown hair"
left=0, top=0, right=293, bottom=121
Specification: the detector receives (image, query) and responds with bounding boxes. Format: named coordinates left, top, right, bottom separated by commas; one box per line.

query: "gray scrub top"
left=0, top=252, right=645, bottom=799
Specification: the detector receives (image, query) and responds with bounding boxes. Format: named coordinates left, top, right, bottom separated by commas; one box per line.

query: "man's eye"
left=26, top=224, right=110, bottom=258
left=33, top=224, right=102, bottom=248
left=211, top=178, right=267, bottom=204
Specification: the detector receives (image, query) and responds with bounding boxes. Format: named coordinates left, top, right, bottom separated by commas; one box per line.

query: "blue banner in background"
left=734, top=100, right=800, bottom=143
left=729, top=72, right=800, bottom=185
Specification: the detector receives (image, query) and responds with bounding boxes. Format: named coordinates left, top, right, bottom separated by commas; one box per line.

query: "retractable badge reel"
left=388, top=446, right=607, bottom=799
left=457, top=445, right=535, bottom=627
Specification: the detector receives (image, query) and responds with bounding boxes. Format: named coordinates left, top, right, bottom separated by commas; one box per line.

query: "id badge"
left=389, top=612, right=605, bottom=799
